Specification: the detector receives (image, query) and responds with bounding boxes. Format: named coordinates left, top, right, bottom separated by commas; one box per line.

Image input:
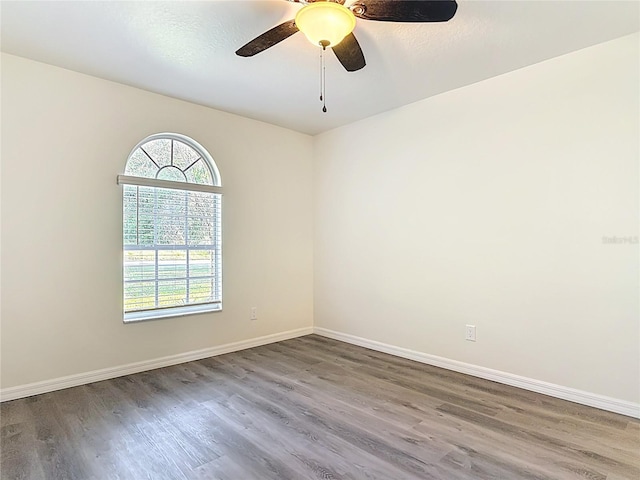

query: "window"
left=117, top=133, right=222, bottom=322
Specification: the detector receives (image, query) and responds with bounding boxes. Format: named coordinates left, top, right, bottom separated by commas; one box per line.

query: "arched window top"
left=125, top=133, right=221, bottom=187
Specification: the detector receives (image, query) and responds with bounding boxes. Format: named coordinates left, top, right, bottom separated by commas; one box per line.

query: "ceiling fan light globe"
left=295, top=2, right=356, bottom=48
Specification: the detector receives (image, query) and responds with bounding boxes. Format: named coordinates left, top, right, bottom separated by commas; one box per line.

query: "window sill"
left=124, top=303, right=222, bottom=323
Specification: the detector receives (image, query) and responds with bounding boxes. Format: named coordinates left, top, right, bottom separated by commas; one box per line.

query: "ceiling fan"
left=236, top=0, right=459, bottom=72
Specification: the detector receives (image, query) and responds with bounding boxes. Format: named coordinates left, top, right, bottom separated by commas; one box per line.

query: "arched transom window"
left=117, top=133, right=222, bottom=322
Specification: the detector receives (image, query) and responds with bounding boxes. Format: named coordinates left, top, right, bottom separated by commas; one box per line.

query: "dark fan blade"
left=332, top=33, right=366, bottom=72
left=350, top=0, right=457, bottom=22
left=236, top=20, right=299, bottom=57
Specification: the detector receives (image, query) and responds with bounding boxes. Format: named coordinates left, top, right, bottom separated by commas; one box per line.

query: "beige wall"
left=1, top=54, right=314, bottom=388
left=313, top=34, right=640, bottom=403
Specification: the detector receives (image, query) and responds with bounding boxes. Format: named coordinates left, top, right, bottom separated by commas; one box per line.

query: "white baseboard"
left=0, top=326, right=313, bottom=402
left=313, top=327, right=640, bottom=419
left=4, top=325, right=637, bottom=419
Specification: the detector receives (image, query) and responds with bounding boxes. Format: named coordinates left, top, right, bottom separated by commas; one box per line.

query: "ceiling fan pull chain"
left=319, top=48, right=323, bottom=102
left=320, top=42, right=327, bottom=113
left=322, top=56, right=327, bottom=113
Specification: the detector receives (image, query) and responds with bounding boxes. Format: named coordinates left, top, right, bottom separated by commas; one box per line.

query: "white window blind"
left=120, top=134, right=222, bottom=322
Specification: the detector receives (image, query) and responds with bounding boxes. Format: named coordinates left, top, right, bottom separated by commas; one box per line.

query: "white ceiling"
left=1, top=1, right=638, bottom=135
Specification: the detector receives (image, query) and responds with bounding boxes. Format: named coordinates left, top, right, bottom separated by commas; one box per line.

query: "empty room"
left=1, top=0, right=638, bottom=479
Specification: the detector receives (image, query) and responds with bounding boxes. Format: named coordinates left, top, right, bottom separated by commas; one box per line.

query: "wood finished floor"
left=1, top=335, right=639, bottom=480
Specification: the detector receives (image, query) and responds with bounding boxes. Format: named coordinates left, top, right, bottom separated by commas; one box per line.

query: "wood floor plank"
left=222, top=356, right=455, bottom=477
left=1, top=335, right=638, bottom=480
left=26, top=394, right=91, bottom=480
left=0, top=399, right=46, bottom=480
left=214, top=391, right=418, bottom=480
left=436, top=402, right=640, bottom=479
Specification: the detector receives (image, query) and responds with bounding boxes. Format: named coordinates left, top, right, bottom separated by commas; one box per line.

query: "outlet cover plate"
left=465, top=325, right=476, bottom=342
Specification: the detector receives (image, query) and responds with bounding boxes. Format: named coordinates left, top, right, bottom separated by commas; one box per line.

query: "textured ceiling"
left=1, top=1, right=638, bottom=135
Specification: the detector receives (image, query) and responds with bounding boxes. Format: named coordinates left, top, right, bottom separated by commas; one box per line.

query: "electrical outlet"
left=465, top=324, right=476, bottom=342
left=250, top=307, right=257, bottom=321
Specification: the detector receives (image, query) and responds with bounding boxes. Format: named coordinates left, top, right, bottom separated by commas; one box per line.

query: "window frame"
left=118, top=133, right=222, bottom=323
